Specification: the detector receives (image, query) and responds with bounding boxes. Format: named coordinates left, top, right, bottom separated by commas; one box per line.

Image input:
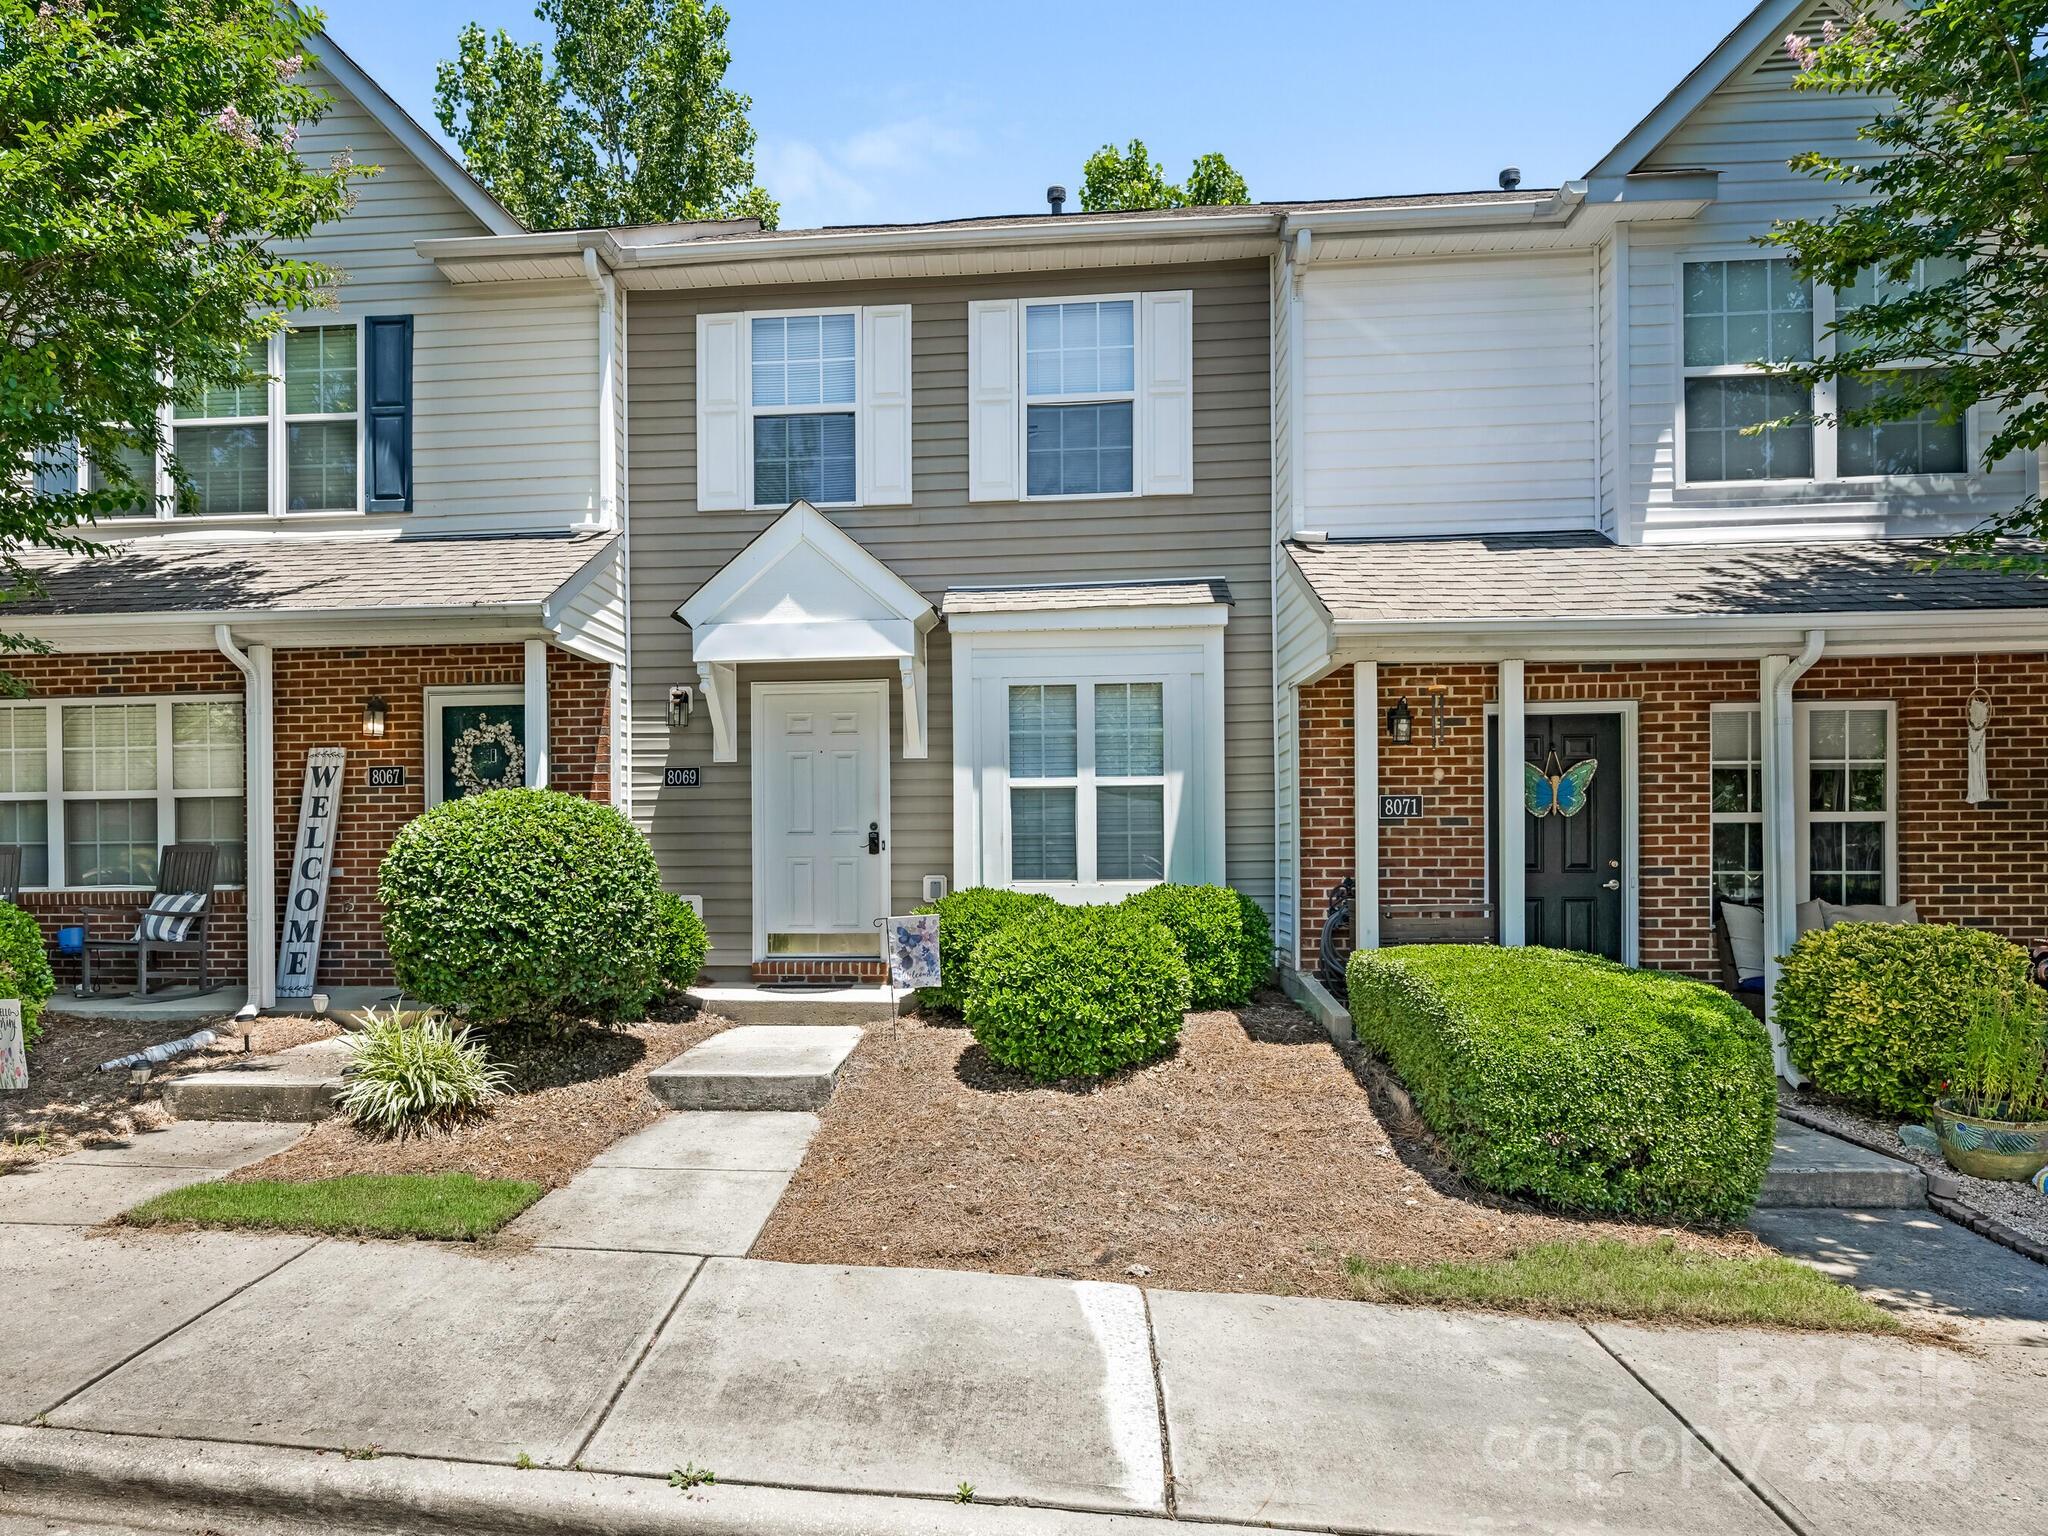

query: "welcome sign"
left=278, top=747, right=346, bottom=1000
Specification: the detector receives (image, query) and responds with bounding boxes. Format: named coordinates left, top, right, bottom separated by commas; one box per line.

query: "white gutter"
left=582, top=248, right=619, bottom=529
left=1762, top=629, right=1824, bottom=1082
left=1279, top=183, right=1588, bottom=240
left=215, top=625, right=277, bottom=1010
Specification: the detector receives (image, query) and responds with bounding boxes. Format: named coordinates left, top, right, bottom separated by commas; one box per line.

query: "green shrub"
left=0, top=901, right=55, bottom=1049
left=334, top=1006, right=511, bottom=1136
left=966, top=905, right=1191, bottom=1081
left=914, top=887, right=1057, bottom=1013
left=1348, top=945, right=1776, bottom=1223
left=379, top=789, right=662, bottom=1028
left=1120, top=884, right=1272, bottom=1008
left=1775, top=921, right=2035, bottom=1119
left=646, top=892, right=710, bottom=1001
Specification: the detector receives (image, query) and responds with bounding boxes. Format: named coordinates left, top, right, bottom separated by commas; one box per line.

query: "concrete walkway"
left=3, top=1154, right=2045, bottom=1535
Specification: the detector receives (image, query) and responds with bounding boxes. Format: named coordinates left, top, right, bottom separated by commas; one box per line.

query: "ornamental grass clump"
left=379, top=789, right=664, bottom=1029
left=1349, top=945, right=1776, bottom=1224
left=966, top=904, right=1191, bottom=1082
left=1119, top=884, right=1272, bottom=1008
left=335, top=1006, right=511, bottom=1137
left=1774, top=921, right=2035, bottom=1119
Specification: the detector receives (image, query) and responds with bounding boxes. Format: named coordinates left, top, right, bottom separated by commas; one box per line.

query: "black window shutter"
left=364, top=315, right=413, bottom=511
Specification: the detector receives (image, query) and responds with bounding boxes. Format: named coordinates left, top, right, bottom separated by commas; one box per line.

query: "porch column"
left=1353, top=661, right=1379, bottom=951
left=1497, top=659, right=1526, bottom=947
left=246, top=644, right=276, bottom=1009
left=1758, top=653, right=1799, bottom=1080
left=523, top=639, right=551, bottom=789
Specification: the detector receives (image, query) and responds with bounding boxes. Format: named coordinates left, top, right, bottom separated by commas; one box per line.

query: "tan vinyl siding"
left=1627, top=27, right=2033, bottom=544
left=628, top=263, right=1273, bottom=971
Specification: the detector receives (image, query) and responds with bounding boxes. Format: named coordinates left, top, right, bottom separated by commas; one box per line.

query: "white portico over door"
left=752, top=680, right=889, bottom=960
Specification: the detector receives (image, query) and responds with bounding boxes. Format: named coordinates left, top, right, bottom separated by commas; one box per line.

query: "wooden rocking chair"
left=79, top=843, right=220, bottom=999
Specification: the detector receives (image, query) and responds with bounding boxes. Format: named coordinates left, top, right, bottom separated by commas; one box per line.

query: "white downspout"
left=215, top=624, right=276, bottom=1011
left=583, top=246, right=618, bottom=531
left=1762, top=628, right=1824, bottom=1080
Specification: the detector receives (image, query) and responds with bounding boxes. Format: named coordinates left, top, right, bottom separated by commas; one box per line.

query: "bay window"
left=1706, top=702, right=1894, bottom=908
left=749, top=311, right=857, bottom=507
left=0, top=698, right=243, bottom=889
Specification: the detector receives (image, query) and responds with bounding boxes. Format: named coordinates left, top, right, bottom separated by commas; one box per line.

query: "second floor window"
left=750, top=312, right=857, bottom=507
left=1025, top=299, right=1136, bottom=498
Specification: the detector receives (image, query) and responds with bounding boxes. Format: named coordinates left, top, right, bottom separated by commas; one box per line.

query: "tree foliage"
left=1763, top=2, right=2048, bottom=554
left=434, top=0, right=776, bottom=231
left=1079, top=139, right=1250, bottom=212
left=1, top=0, right=359, bottom=652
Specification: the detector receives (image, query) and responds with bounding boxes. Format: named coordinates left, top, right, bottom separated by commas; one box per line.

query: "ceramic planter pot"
left=1931, top=1098, right=2048, bottom=1182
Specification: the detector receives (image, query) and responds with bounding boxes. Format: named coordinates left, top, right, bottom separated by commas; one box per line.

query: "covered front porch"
left=1281, top=532, right=2048, bottom=1077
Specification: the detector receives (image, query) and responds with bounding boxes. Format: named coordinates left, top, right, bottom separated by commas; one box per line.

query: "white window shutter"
left=696, top=311, right=746, bottom=510
left=967, top=299, right=1019, bottom=502
left=1139, top=289, right=1194, bottom=497
left=859, top=304, right=913, bottom=506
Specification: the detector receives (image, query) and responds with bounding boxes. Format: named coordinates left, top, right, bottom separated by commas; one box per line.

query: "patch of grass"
left=1343, top=1238, right=1902, bottom=1333
left=123, top=1173, right=542, bottom=1241
left=669, top=1463, right=715, bottom=1491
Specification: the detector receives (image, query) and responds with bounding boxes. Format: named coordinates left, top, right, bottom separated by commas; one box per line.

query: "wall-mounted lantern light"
left=668, top=684, right=695, bottom=729
left=362, top=695, right=388, bottom=738
left=1386, top=696, right=1413, bottom=745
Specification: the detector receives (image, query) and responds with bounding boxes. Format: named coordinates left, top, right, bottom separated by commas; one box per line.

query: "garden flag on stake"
left=889, top=914, right=940, bottom=992
left=0, top=1000, right=24, bottom=1091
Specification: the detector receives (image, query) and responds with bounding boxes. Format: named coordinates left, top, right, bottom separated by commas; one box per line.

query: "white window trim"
left=743, top=305, right=862, bottom=512
left=1019, top=291, right=1141, bottom=503
left=99, top=318, right=368, bottom=524
left=423, top=686, right=527, bottom=808
left=0, top=694, right=246, bottom=891
left=1673, top=248, right=1980, bottom=493
left=949, top=609, right=1227, bottom=904
left=1710, top=700, right=1897, bottom=907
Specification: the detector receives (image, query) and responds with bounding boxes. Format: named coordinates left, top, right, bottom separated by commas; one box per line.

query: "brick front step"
left=749, top=959, right=887, bottom=985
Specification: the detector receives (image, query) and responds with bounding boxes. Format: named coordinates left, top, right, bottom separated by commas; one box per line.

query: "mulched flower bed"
left=750, top=992, right=1763, bottom=1299
left=228, top=1008, right=730, bottom=1190
left=3, top=1013, right=335, bottom=1167
left=1784, top=1089, right=2048, bottom=1255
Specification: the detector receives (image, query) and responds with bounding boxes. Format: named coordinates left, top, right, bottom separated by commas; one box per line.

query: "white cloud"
left=757, top=113, right=981, bottom=228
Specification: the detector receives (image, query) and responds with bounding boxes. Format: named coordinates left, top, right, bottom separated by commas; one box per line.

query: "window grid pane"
left=753, top=412, right=855, bottom=505
left=1710, top=708, right=1765, bottom=904
left=1805, top=707, right=1888, bottom=906
left=1097, top=785, right=1164, bottom=881
left=1008, top=685, right=1077, bottom=780
left=1682, top=258, right=1813, bottom=367
left=0, top=800, right=49, bottom=886
left=62, top=705, right=157, bottom=793
left=171, top=702, right=244, bottom=791
left=1027, top=402, right=1133, bottom=497
left=64, top=799, right=159, bottom=889
left=1025, top=300, right=1135, bottom=397
left=1095, top=682, right=1163, bottom=778
left=286, top=420, right=358, bottom=510
left=173, top=424, right=268, bottom=516
left=0, top=707, right=47, bottom=795
left=1684, top=378, right=1813, bottom=482
left=175, top=337, right=269, bottom=421
left=284, top=326, right=358, bottom=415
left=175, top=796, right=245, bottom=884
left=1838, top=373, right=1967, bottom=477
left=1010, top=787, right=1077, bottom=881
left=750, top=314, right=857, bottom=408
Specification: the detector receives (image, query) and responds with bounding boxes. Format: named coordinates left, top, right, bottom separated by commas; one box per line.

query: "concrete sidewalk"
left=3, top=1122, right=2045, bottom=1535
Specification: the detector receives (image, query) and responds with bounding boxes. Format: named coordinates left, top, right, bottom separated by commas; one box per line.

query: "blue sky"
left=318, top=0, right=1761, bottom=229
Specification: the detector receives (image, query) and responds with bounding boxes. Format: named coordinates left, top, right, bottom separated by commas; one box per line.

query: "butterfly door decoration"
left=1525, top=749, right=1598, bottom=819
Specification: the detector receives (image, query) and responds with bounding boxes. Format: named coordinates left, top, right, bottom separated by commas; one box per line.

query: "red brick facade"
left=10, top=643, right=613, bottom=992
left=1297, top=654, right=2048, bottom=976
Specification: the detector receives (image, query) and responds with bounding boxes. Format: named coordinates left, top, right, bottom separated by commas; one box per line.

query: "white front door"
left=754, top=683, right=888, bottom=959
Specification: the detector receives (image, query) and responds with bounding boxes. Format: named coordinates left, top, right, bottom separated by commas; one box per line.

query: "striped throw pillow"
left=137, top=892, right=207, bottom=944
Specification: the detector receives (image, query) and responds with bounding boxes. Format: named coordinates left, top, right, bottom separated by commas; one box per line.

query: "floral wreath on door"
left=450, top=716, right=525, bottom=797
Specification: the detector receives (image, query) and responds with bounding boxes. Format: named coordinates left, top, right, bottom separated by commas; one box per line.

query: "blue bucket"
left=56, top=925, right=84, bottom=955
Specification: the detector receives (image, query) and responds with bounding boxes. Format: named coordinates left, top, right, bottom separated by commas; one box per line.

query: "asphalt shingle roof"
left=1287, top=532, right=2048, bottom=625
left=6, top=530, right=615, bottom=617
left=941, top=578, right=1233, bottom=616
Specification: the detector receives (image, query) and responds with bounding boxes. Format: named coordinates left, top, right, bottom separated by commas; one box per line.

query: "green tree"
left=1, top=0, right=359, bottom=663
left=435, top=0, right=776, bottom=231
left=1763, top=2, right=2048, bottom=557
left=1080, top=139, right=1250, bottom=212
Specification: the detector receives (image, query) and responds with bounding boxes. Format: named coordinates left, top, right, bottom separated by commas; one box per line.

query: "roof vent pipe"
left=1046, top=184, right=1067, bottom=215
left=1498, top=167, right=1522, bottom=191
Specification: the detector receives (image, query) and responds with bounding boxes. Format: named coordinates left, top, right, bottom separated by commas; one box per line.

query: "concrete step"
left=648, top=1025, right=862, bottom=1113
left=687, top=984, right=899, bottom=1026
left=159, top=1038, right=348, bottom=1123
left=1757, top=1117, right=1928, bottom=1209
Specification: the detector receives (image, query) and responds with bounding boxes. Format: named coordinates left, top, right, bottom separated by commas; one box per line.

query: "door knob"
left=867, top=821, right=881, bottom=855
left=1601, top=878, right=1620, bottom=891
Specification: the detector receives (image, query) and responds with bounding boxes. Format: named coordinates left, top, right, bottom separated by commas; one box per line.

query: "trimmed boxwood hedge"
left=967, top=904, right=1191, bottom=1081
left=1775, top=921, right=2034, bottom=1119
left=379, top=789, right=662, bottom=1029
left=646, top=891, right=711, bottom=1002
left=1120, top=884, right=1272, bottom=1008
left=0, top=901, right=55, bottom=1049
left=1348, top=945, right=1776, bottom=1223
left=913, top=887, right=1056, bottom=1013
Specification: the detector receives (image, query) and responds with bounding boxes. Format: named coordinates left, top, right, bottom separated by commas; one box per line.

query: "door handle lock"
left=867, top=821, right=881, bottom=855
left=1601, top=878, right=1621, bottom=891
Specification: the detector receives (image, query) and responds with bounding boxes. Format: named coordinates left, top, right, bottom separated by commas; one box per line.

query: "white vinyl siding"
left=1298, top=254, right=1599, bottom=537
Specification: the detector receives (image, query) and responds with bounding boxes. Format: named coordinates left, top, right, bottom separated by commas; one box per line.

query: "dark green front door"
left=438, top=703, right=527, bottom=803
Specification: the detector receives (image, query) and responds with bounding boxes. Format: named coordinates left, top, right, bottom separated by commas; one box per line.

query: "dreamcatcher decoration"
left=451, top=715, right=525, bottom=797
left=1525, top=750, right=1598, bottom=819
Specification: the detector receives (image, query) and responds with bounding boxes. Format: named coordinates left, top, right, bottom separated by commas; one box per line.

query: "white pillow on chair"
left=1820, top=900, right=1920, bottom=928
left=1721, top=902, right=1766, bottom=982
